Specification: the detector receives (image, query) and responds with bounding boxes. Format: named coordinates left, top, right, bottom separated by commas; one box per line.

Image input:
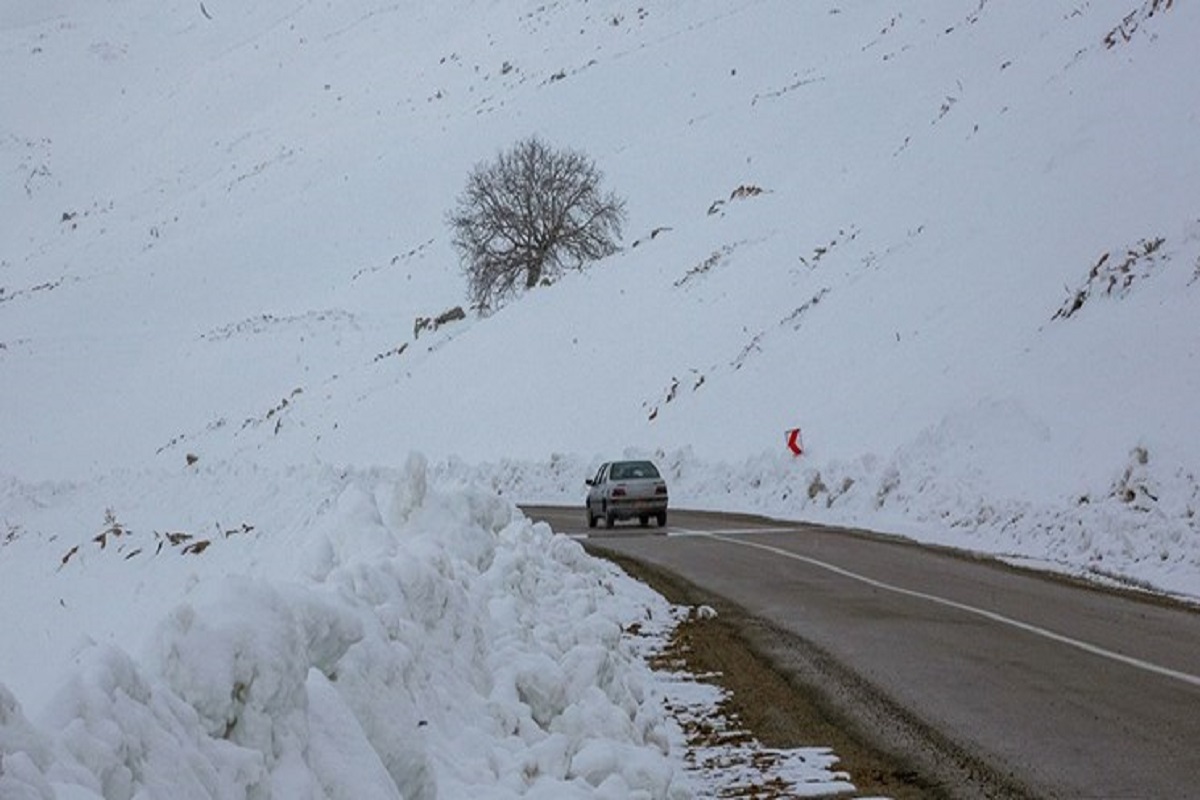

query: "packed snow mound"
left=0, top=457, right=689, bottom=799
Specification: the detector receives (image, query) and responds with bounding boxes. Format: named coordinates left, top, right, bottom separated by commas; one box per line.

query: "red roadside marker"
left=786, top=428, right=803, bottom=456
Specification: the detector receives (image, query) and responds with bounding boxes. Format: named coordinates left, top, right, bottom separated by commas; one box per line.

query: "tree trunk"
left=525, top=259, right=543, bottom=288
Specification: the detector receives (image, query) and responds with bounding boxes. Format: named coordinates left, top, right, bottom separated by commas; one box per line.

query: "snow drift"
left=0, top=457, right=690, bottom=799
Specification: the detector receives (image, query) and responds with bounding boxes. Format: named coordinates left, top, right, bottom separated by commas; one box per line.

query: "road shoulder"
left=589, top=546, right=1036, bottom=800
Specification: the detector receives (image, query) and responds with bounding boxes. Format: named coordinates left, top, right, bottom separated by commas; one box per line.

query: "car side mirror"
left=585, top=478, right=594, bottom=486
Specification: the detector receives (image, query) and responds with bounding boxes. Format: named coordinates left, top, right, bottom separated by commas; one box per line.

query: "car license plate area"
left=614, top=498, right=662, bottom=512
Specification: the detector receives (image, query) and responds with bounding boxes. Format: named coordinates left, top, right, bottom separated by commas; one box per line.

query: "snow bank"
left=0, top=457, right=692, bottom=799
left=438, top=434, right=1200, bottom=601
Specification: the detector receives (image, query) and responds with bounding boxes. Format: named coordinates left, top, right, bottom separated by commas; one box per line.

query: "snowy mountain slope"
left=5, top=0, right=1196, bottom=481
left=1, top=0, right=1197, bottom=559
left=264, top=0, right=1200, bottom=591
left=3, top=0, right=1200, bottom=796
left=2, top=0, right=1198, bottom=567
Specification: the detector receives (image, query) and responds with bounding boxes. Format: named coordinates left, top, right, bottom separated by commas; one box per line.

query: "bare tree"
left=448, top=136, right=626, bottom=311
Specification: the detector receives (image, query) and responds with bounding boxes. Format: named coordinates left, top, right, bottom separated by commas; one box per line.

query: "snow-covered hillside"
left=2, top=0, right=1199, bottom=795
left=5, top=0, right=1198, bottom=572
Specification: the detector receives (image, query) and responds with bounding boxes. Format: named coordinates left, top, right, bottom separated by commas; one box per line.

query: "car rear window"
left=610, top=461, right=660, bottom=480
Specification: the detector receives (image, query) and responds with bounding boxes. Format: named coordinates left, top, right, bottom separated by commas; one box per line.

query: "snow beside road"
left=439, top=443, right=1200, bottom=602
left=0, top=458, right=861, bottom=798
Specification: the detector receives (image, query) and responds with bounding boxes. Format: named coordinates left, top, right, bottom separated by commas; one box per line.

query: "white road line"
left=667, top=527, right=796, bottom=537
left=705, top=532, right=1200, bottom=690
left=568, top=526, right=794, bottom=539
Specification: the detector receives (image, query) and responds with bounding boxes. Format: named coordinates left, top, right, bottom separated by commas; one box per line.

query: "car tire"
left=587, top=506, right=597, bottom=528
left=656, top=511, right=667, bottom=528
left=605, top=506, right=617, bottom=528
left=639, top=515, right=649, bottom=527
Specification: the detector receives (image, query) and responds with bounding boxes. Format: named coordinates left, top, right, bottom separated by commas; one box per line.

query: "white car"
left=585, top=460, right=668, bottom=528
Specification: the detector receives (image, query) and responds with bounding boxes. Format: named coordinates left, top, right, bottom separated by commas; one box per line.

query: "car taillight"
left=655, top=485, right=668, bottom=495
left=611, top=486, right=627, bottom=497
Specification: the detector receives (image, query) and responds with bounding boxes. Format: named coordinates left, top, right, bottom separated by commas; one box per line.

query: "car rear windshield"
left=610, top=461, right=660, bottom=480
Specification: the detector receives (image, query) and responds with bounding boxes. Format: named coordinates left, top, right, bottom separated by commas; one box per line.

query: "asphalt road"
left=523, top=506, right=1200, bottom=799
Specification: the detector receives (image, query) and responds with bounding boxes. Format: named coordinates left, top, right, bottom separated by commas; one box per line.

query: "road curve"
left=523, top=506, right=1200, bottom=799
